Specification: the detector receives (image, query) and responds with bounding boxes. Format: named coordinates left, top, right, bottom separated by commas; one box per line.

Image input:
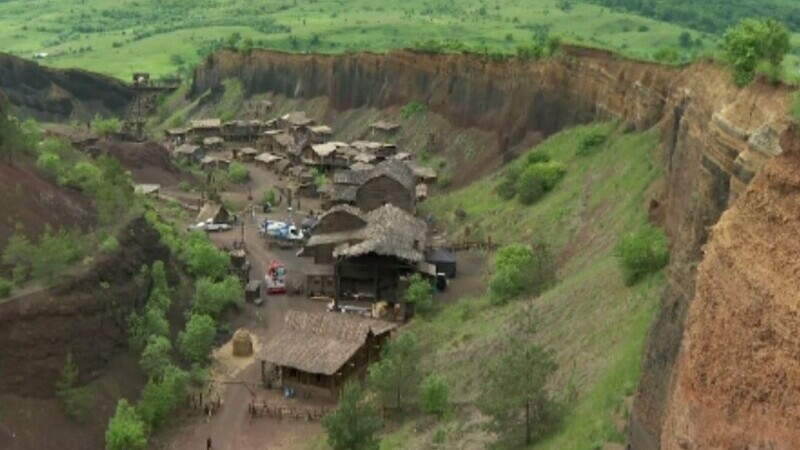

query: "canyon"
left=0, top=46, right=796, bottom=447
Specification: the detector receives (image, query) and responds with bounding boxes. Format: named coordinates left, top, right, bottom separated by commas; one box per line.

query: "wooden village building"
left=369, top=120, right=401, bottom=138
left=200, top=155, right=231, bottom=171
left=308, top=125, right=333, bottom=144
left=280, top=111, right=315, bottom=133
left=172, top=143, right=203, bottom=165
left=302, top=204, right=427, bottom=309
left=260, top=311, right=398, bottom=398
left=254, top=152, right=282, bottom=170
left=322, top=160, right=416, bottom=212
left=189, top=119, right=221, bottom=139
left=164, top=127, right=188, bottom=146
left=260, top=131, right=295, bottom=157
left=237, top=147, right=259, bottom=162
left=202, top=136, right=225, bottom=151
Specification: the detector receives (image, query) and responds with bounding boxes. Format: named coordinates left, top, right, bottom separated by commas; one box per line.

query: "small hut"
left=354, top=160, right=416, bottom=213
left=239, top=147, right=259, bottom=162
left=172, top=144, right=203, bottom=165
left=308, top=125, right=333, bottom=144
left=370, top=120, right=401, bottom=137
left=201, top=156, right=231, bottom=171
left=203, top=136, right=225, bottom=151
left=415, top=183, right=428, bottom=202
left=164, top=128, right=188, bottom=146
left=254, top=152, right=282, bottom=170
left=189, top=119, right=221, bottom=138
left=406, top=161, right=438, bottom=182
left=260, top=311, right=397, bottom=398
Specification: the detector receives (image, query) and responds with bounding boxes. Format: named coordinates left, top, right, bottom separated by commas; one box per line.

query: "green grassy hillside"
left=2, top=0, right=787, bottom=80
left=374, top=123, right=667, bottom=449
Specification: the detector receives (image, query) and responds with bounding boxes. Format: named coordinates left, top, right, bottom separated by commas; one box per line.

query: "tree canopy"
left=323, top=383, right=382, bottom=450
left=722, top=18, right=791, bottom=85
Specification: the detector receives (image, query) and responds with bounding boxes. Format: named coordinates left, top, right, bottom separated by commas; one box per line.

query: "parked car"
left=187, top=219, right=232, bottom=233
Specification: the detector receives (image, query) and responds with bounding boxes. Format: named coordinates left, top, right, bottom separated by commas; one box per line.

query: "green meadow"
left=3, top=0, right=796, bottom=80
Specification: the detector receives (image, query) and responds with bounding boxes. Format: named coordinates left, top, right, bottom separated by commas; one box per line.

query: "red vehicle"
left=265, top=260, right=287, bottom=295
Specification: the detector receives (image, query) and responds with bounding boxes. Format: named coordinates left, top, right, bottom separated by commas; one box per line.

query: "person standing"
left=207, top=437, right=213, bottom=450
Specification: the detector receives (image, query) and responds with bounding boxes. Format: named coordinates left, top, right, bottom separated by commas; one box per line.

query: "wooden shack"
left=260, top=130, right=295, bottom=156
left=172, top=143, right=204, bottom=165
left=222, top=120, right=263, bottom=142
left=260, top=311, right=397, bottom=398
left=164, top=128, right=188, bottom=146
left=334, top=204, right=427, bottom=306
left=189, top=119, right=221, bottom=139
left=203, top=136, right=225, bottom=151
left=303, top=205, right=368, bottom=264
left=355, top=160, right=416, bottom=213
left=254, top=152, right=282, bottom=170
left=201, top=156, right=231, bottom=171
left=369, top=120, right=401, bottom=137
left=238, top=147, right=259, bottom=162
left=308, top=125, right=333, bottom=144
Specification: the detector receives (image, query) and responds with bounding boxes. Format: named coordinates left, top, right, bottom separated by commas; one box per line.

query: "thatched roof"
left=362, top=159, right=416, bottom=191
left=203, top=136, right=225, bottom=146
left=260, top=311, right=398, bottom=375
left=281, top=111, right=314, bottom=127
left=240, top=147, right=259, bottom=155
left=165, top=127, right=188, bottom=136
left=312, top=142, right=339, bottom=157
left=333, top=204, right=427, bottom=262
left=351, top=162, right=375, bottom=172
left=370, top=120, right=401, bottom=132
left=354, top=152, right=377, bottom=163
left=191, top=119, right=221, bottom=129
left=393, top=152, right=411, bottom=161
left=174, top=143, right=201, bottom=155
left=406, top=161, right=438, bottom=181
left=255, top=152, right=282, bottom=164
left=309, top=125, right=333, bottom=135
left=329, top=184, right=358, bottom=202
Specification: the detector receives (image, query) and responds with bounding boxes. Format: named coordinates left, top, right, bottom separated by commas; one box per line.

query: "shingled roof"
left=260, top=311, right=398, bottom=375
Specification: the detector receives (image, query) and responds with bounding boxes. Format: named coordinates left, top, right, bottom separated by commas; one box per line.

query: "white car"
left=188, top=219, right=232, bottom=233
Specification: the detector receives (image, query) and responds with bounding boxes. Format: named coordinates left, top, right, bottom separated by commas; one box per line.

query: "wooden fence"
left=248, top=401, right=333, bottom=422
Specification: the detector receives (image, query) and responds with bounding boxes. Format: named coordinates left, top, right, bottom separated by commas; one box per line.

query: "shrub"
left=261, top=189, right=276, bottom=206
left=179, top=313, right=217, bottom=364
left=368, top=332, right=421, bottom=410
left=228, top=162, right=249, bottom=183
left=36, top=151, right=62, bottom=177
left=182, top=232, right=230, bottom=280
left=91, top=115, right=121, bottom=137
left=497, top=164, right=522, bottom=200
left=30, top=228, right=86, bottom=283
left=178, top=181, right=192, bottom=192
left=323, top=383, right=382, bottom=450
left=137, top=365, right=188, bottom=429
left=793, top=92, right=800, bottom=120
left=489, top=243, right=556, bottom=304
left=722, top=19, right=790, bottom=86
left=139, top=335, right=172, bottom=380
left=100, top=236, right=120, bottom=253
left=193, top=276, right=243, bottom=318
left=0, top=278, right=10, bottom=298
left=106, top=399, right=148, bottom=450
left=653, top=47, right=680, bottom=64
left=525, top=151, right=550, bottom=165
left=420, top=374, right=450, bottom=417
left=516, top=43, right=544, bottom=60
left=128, top=306, right=170, bottom=351
left=404, top=274, right=434, bottom=316
left=56, top=352, right=93, bottom=422
left=400, top=101, right=427, bottom=119
left=58, top=161, right=103, bottom=192
left=516, top=161, right=566, bottom=205
left=577, top=129, right=609, bottom=156
left=615, top=224, right=669, bottom=286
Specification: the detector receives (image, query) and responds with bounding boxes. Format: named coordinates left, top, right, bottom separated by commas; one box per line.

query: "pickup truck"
left=187, top=219, right=232, bottom=233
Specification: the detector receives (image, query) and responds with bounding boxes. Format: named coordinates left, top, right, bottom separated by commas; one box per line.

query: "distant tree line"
left=587, top=0, right=800, bottom=34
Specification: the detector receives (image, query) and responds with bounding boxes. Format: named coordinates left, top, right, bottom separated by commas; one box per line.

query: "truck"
left=265, top=260, right=287, bottom=295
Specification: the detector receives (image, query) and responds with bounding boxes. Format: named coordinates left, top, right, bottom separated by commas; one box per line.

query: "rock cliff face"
left=661, top=125, right=800, bottom=450
left=0, top=217, right=170, bottom=397
left=0, top=53, right=134, bottom=121
left=191, top=48, right=793, bottom=447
